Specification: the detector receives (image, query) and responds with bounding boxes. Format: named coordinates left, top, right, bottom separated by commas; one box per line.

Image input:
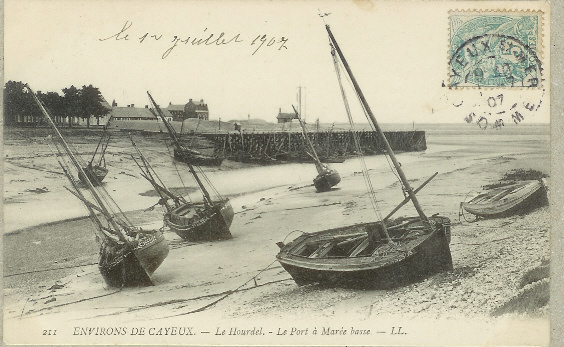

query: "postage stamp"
left=448, top=11, right=543, bottom=88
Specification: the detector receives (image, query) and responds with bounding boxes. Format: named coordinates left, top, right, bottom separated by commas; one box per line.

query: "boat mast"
left=147, top=91, right=213, bottom=205
left=25, top=85, right=126, bottom=235
left=293, top=105, right=324, bottom=172
left=325, top=25, right=427, bottom=221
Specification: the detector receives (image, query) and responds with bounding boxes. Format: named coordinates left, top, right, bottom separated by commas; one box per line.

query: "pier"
left=200, top=130, right=427, bottom=163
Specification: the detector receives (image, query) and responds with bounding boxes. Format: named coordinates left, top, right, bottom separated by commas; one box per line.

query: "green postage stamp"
left=449, top=11, right=542, bottom=88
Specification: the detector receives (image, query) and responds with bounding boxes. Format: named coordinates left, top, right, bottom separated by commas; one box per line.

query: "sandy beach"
left=3, top=123, right=550, bottom=345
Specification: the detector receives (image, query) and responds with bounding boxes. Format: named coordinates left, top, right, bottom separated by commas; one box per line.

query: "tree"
left=40, top=91, right=65, bottom=125
left=80, top=85, right=110, bottom=127
left=3, top=81, right=47, bottom=126
left=3, top=81, right=41, bottom=126
left=62, top=85, right=82, bottom=128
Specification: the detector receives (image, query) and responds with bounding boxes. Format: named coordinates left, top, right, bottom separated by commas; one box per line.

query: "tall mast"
left=147, top=91, right=213, bottom=205
left=298, top=86, right=302, bottom=121
left=25, top=85, right=126, bottom=235
left=325, top=25, right=427, bottom=221
left=293, top=105, right=323, bottom=172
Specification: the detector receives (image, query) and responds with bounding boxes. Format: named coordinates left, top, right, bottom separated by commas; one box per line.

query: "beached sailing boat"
left=147, top=92, right=234, bottom=240
left=293, top=105, right=341, bottom=192
left=276, top=25, right=452, bottom=289
left=78, top=131, right=110, bottom=186
left=152, top=97, right=223, bottom=166
left=26, top=85, right=169, bottom=287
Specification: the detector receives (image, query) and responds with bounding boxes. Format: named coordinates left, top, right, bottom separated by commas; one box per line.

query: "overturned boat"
left=27, top=85, right=169, bottom=287
left=276, top=25, right=452, bottom=289
left=462, top=180, right=548, bottom=218
left=143, top=92, right=234, bottom=241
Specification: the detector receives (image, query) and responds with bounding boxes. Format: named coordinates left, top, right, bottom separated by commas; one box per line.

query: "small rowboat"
left=462, top=180, right=548, bottom=218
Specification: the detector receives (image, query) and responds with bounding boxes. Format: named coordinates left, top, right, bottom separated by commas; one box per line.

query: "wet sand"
left=3, top=124, right=550, bottom=345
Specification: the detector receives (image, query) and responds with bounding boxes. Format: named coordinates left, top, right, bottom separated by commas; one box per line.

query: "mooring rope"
left=156, top=258, right=282, bottom=319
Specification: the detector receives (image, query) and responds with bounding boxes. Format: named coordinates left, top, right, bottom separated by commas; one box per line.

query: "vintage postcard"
left=3, top=0, right=558, bottom=346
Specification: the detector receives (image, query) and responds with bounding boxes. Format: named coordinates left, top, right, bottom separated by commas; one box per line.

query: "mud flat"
left=3, top=124, right=550, bottom=345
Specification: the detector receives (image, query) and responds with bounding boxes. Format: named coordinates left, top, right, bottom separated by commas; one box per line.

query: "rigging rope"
left=51, top=131, right=134, bottom=230
left=150, top=97, right=222, bottom=204
left=154, top=115, right=194, bottom=204
left=333, top=50, right=407, bottom=196
left=330, top=44, right=384, bottom=222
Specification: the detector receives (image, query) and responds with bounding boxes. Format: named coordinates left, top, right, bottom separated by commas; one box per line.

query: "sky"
left=4, top=0, right=550, bottom=124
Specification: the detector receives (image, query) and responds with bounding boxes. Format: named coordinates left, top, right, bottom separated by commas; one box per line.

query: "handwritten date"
left=100, top=21, right=289, bottom=59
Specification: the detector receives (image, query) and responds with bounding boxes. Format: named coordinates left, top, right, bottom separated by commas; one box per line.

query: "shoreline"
left=3, top=125, right=551, bottom=345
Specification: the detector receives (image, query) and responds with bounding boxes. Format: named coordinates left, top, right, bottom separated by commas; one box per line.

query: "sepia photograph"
left=3, top=0, right=558, bottom=345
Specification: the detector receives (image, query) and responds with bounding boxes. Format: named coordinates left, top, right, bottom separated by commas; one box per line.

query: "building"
left=165, top=99, right=209, bottom=121
left=167, top=103, right=186, bottom=121
left=184, top=99, right=209, bottom=120
left=110, top=104, right=173, bottom=122
left=276, top=107, right=297, bottom=123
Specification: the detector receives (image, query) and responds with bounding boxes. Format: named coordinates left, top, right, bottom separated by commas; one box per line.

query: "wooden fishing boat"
left=293, top=105, right=341, bottom=192
left=165, top=200, right=234, bottom=241
left=151, top=102, right=223, bottom=166
left=79, top=117, right=114, bottom=186
left=277, top=216, right=452, bottom=288
left=462, top=180, right=547, bottom=218
left=78, top=163, right=108, bottom=186
left=140, top=92, right=234, bottom=241
left=276, top=25, right=452, bottom=289
left=174, top=147, right=223, bottom=166
left=27, top=85, right=169, bottom=287
left=78, top=128, right=110, bottom=186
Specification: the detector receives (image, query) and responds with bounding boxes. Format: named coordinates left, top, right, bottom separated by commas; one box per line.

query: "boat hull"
left=462, top=180, right=547, bottom=218
left=165, top=199, right=234, bottom=241
left=313, top=169, right=341, bottom=192
left=174, top=148, right=223, bottom=167
left=98, top=231, right=169, bottom=287
left=276, top=216, right=452, bottom=289
left=79, top=165, right=108, bottom=186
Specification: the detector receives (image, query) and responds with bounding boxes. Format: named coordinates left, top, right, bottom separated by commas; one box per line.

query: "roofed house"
left=277, top=107, right=297, bottom=123
left=110, top=104, right=173, bottom=122
left=166, top=99, right=209, bottom=121
left=185, top=99, right=209, bottom=120
left=167, top=103, right=186, bottom=121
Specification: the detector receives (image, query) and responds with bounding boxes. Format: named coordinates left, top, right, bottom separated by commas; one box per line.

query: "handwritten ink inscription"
left=100, top=21, right=289, bottom=59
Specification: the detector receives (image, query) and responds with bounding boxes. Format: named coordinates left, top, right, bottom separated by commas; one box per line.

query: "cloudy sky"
left=4, top=0, right=550, bottom=124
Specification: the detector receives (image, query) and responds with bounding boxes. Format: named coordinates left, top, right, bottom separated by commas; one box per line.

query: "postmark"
left=448, top=11, right=543, bottom=88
